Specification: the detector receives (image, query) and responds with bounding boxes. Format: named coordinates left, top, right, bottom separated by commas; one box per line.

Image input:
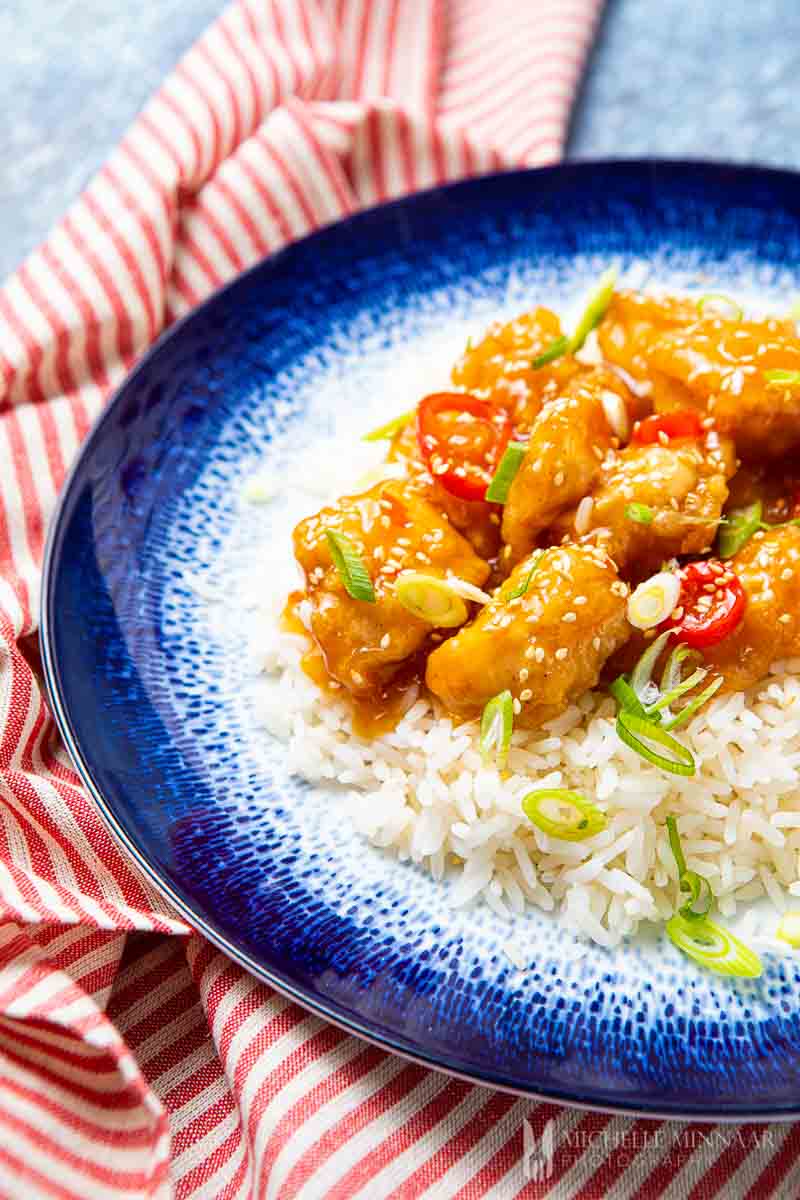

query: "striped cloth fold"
left=2, top=1, right=795, bottom=1196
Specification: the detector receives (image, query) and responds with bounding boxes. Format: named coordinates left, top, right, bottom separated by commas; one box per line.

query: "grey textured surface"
left=2, top=0, right=800, bottom=280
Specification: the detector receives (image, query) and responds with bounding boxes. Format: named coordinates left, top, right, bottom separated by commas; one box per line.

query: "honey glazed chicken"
left=289, top=277, right=800, bottom=739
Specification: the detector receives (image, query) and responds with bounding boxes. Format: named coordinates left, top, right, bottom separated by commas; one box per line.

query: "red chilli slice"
left=664, top=559, right=747, bottom=649
left=416, top=392, right=512, bottom=502
left=632, top=410, right=704, bottom=445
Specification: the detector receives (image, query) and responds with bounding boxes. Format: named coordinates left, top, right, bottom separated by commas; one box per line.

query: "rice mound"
left=255, top=606, right=800, bottom=950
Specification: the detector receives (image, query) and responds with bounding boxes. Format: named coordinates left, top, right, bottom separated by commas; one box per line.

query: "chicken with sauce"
left=287, top=273, right=800, bottom=742
left=425, top=544, right=631, bottom=727
left=293, top=479, right=489, bottom=698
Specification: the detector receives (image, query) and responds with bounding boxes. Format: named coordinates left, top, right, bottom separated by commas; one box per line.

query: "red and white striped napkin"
left=1, top=2, right=795, bottom=1196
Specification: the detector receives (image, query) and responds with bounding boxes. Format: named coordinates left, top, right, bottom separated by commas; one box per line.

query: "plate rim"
left=40, top=158, right=800, bottom=1122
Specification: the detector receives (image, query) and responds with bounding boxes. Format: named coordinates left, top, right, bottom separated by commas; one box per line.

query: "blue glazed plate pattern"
left=42, top=162, right=800, bottom=1118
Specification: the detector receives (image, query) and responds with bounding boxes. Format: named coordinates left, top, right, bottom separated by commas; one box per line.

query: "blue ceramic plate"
left=42, top=162, right=800, bottom=1119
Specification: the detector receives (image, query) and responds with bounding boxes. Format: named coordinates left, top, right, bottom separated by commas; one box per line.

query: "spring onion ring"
left=627, top=570, right=681, bottom=630
left=532, top=335, right=570, bottom=370
left=395, top=573, right=469, bottom=627
left=625, top=502, right=655, bottom=525
left=362, top=409, right=414, bottom=441
left=663, top=675, right=724, bottom=731
left=485, top=442, right=528, bottom=504
left=764, top=369, right=800, bottom=387
left=530, top=267, right=617, bottom=369
left=615, top=709, right=696, bottom=775
left=480, top=690, right=514, bottom=769
left=630, top=628, right=673, bottom=698
left=506, top=549, right=545, bottom=601
left=665, top=815, right=713, bottom=917
left=665, top=913, right=762, bottom=978
left=325, top=531, right=375, bottom=602
left=522, top=788, right=608, bottom=842
left=718, top=500, right=763, bottom=558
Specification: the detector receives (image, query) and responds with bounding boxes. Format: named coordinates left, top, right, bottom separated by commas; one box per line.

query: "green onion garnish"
left=764, top=369, right=800, bottom=387
left=394, top=572, right=468, bottom=628
left=505, top=549, right=545, bottom=601
left=696, top=294, right=743, bottom=321
left=325, top=531, right=376, bottom=602
left=791, top=299, right=800, bottom=322
left=665, top=912, right=762, bottom=978
left=630, top=628, right=673, bottom=699
left=718, top=500, right=762, bottom=558
left=532, top=335, right=570, bottom=370
left=522, top=788, right=608, bottom=842
left=530, top=267, right=617, bottom=369
left=480, top=690, right=514, bottom=769
left=615, top=709, right=695, bottom=776
left=625, top=502, right=654, bottom=525
left=570, top=266, right=618, bottom=353
left=663, top=675, right=724, bottom=731
left=485, top=441, right=528, bottom=504
left=609, top=675, right=651, bottom=721
left=665, top=815, right=713, bottom=918
left=646, top=666, right=708, bottom=716
left=362, top=409, right=414, bottom=442
left=659, top=643, right=700, bottom=698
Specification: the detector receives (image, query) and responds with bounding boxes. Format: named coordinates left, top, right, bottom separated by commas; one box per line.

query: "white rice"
left=254, top=601, right=800, bottom=947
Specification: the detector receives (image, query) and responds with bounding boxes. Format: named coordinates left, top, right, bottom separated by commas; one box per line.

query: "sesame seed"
left=351, top=670, right=364, bottom=685
left=779, top=613, right=792, bottom=624
left=534, top=646, right=545, bottom=663
left=379, top=633, right=390, bottom=649
left=592, top=637, right=601, bottom=651
left=554, top=470, right=565, bottom=487
left=519, top=667, right=529, bottom=682
left=512, top=698, right=522, bottom=715
left=564, top=611, right=577, bottom=622
left=524, top=645, right=536, bottom=660
left=520, top=688, right=533, bottom=701
left=781, top=567, right=793, bottom=581
left=555, top=647, right=569, bottom=660
left=574, top=595, right=587, bottom=605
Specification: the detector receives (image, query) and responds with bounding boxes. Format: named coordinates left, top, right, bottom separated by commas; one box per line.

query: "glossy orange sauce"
left=281, top=592, right=423, bottom=738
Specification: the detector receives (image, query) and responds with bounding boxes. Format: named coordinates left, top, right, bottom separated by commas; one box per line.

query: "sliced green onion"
left=646, top=667, right=707, bottom=715
left=625, top=502, right=654, bottom=525
left=529, top=267, right=617, bottom=368
left=665, top=815, right=713, bottom=917
left=522, top=788, right=608, bottom=842
left=570, top=266, right=618, bottom=353
left=480, top=690, right=513, bottom=769
left=485, top=441, right=528, bottom=504
left=609, top=675, right=652, bottom=721
left=776, top=911, right=800, bottom=948
left=615, top=708, right=695, bottom=776
left=630, top=628, right=673, bottom=699
left=663, top=674, right=724, bottom=731
left=505, top=549, right=545, bottom=601
left=791, top=298, right=800, bottom=322
left=764, top=369, right=800, bottom=387
left=719, top=500, right=762, bottom=558
left=696, top=293, right=743, bottom=321
left=395, top=572, right=468, bottom=627
left=627, top=570, right=681, bottom=630
left=660, top=644, right=700, bottom=697
left=666, top=912, right=762, bottom=978
left=362, top=409, right=414, bottom=442
left=325, top=531, right=375, bottom=602
left=532, top=335, right=570, bottom=370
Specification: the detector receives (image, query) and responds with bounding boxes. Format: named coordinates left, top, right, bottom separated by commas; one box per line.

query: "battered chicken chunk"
left=647, top=316, right=800, bottom=460
left=700, top=526, right=800, bottom=692
left=425, top=544, right=631, bottom=728
left=551, top=432, right=736, bottom=576
left=451, top=307, right=581, bottom=431
left=293, top=480, right=489, bottom=698
left=501, top=368, right=632, bottom=566
left=597, top=289, right=698, bottom=408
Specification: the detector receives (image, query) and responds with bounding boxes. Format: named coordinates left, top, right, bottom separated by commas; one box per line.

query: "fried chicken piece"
left=700, top=526, right=800, bottom=691
left=551, top=432, right=736, bottom=576
left=451, top=307, right=581, bottom=431
left=425, top=544, right=631, bottom=728
left=501, top=368, right=632, bottom=566
left=647, top=316, right=800, bottom=460
left=597, top=289, right=699, bottom=408
left=293, top=480, right=489, bottom=698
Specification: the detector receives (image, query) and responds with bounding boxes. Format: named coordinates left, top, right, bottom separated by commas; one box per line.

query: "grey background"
left=1, top=0, right=799, bottom=280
